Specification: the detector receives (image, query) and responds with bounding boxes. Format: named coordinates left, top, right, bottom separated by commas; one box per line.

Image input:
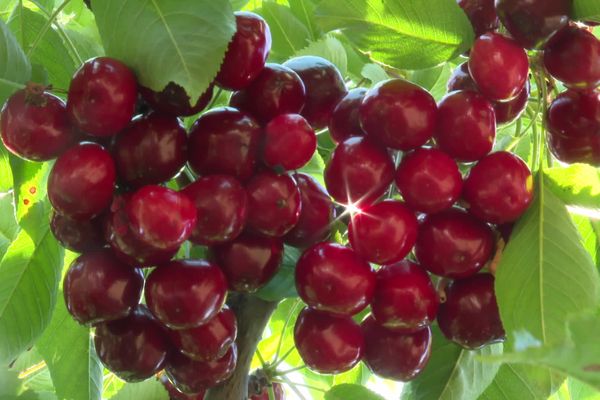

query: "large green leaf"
left=479, top=364, right=555, bottom=400
left=8, top=156, right=51, bottom=222
left=294, top=35, right=348, bottom=77
left=0, top=18, right=30, bottom=104
left=325, top=384, right=384, bottom=400
left=550, top=378, right=600, bottom=400
left=545, top=164, right=600, bottom=211
left=409, top=62, right=454, bottom=101
left=259, top=1, right=311, bottom=60
left=112, top=378, right=169, bottom=400
left=0, top=192, right=19, bottom=261
left=572, top=215, right=599, bottom=268
left=574, top=0, right=600, bottom=22
left=0, top=145, right=13, bottom=192
left=288, top=0, right=319, bottom=40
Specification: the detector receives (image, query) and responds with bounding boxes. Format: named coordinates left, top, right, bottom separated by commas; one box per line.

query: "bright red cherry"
left=464, top=151, right=533, bottom=224
left=457, top=0, right=499, bottom=37
left=182, top=175, right=248, bottom=246
left=67, top=57, right=137, bottom=136
left=328, top=88, right=367, bottom=143
left=212, top=232, right=283, bottom=293
left=48, top=143, right=115, bottom=219
left=50, top=212, right=105, bottom=253
left=324, top=136, right=395, bottom=207
left=283, top=56, right=347, bottom=129
left=415, top=208, right=494, bottom=279
left=139, top=83, right=213, bottom=117
left=360, top=79, right=437, bottom=151
left=547, top=89, right=600, bottom=138
left=216, top=12, right=271, bottom=90
left=188, top=107, right=262, bottom=181
left=145, top=259, right=228, bottom=329
left=362, top=317, right=432, bottom=382
left=295, top=242, right=375, bottom=316
left=437, top=273, right=505, bottom=349
left=469, top=33, right=529, bottom=101
left=294, top=307, right=364, bottom=374
left=94, top=306, right=170, bottom=382
left=250, top=383, right=285, bottom=400
left=548, top=129, right=600, bottom=166
left=493, top=80, right=530, bottom=124
left=160, top=375, right=206, bottom=400
left=263, top=114, right=316, bottom=171
left=447, top=62, right=479, bottom=93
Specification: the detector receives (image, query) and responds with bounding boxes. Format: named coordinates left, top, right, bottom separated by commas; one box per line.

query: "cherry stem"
left=276, top=375, right=308, bottom=400
left=268, top=385, right=276, bottom=400
left=207, top=87, right=224, bottom=110
left=272, top=378, right=327, bottom=393
left=27, top=0, right=72, bottom=58
left=271, top=346, right=295, bottom=370
left=273, top=298, right=301, bottom=363
left=255, top=348, right=267, bottom=368
left=275, top=365, right=306, bottom=376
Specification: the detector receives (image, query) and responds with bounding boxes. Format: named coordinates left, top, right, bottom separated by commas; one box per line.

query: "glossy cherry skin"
left=547, top=89, right=600, bottom=138
left=245, top=170, right=302, bottom=237
left=348, top=200, right=418, bottom=265
left=469, top=33, right=529, bottom=101
left=457, top=0, right=499, bottom=37
left=212, top=232, right=283, bottom=292
left=182, top=175, right=248, bottom=246
left=168, top=307, right=237, bottom=362
left=50, top=212, right=105, bottom=253
left=362, top=316, right=432, bottom=382
left=295, top=242, right=375, bottom=316
left=328, top=88, right=367, bottom=143
left=294, top=307, right=364, bottom=374
left=188, top=107, right=262, bottom=181
left=495, top=0, right=571, bottom=49
left=464, top=151, right=533, bottom=224
left=48, top=143, right=115, bottom=219
left=160, top=375, right=206, bottom=400
left=94, top=306, right=170, bottom=382
left=360, top=79, right=437, bottom=151
left=324, top=136, right=395, bottom=207
left=282, top=56, right=347, bottom=129
left=145, top=259, right=228, bottom=329
left=230, top=64, right=306, bottom=124
left=67, top=57, right=137, bottom=136
left=250, top=383, right=285, bottom=400
left=447, top=62, right=480, bottom=93
left=493, top=80, right=530, bottom=124
left=437, top=273, right=505, bottom=349
left=139, top=82, right=213, bottom=117
left=0, top=88, right=74, bottom=161
left=548, top=129, right=600, bottom=166
left=64, top=249, right=144, bottom=325
left=395, top=148, right=462, bottom=214
left=263, top=114, right=316, bottom=171
left=284, top=173, right=335, bottom=248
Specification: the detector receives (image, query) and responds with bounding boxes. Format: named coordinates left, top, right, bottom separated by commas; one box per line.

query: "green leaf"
left=550, top=378, right=600, bottom=400
left=8, top=156, right=51, bottom=222
left=0, top=18, right=31, bottom=104
left=325, top=384, right=385, bottom=400
left=92, top=0, right=235, bottom=100
left=573, top=0, right=600, bottom=22
left=294, top=35, right=348, bottom=77
left=315, top=0, right=474, bottom=70
left=545, top=164, right=600, bottom=210
left=478, top=364, right=555, bottom=400
left=230, top=0, right=250, bottom=10
left=360, top=63, right=389, bottom=85
left=0, top=146, right=13, bottom=192
left=298, top=149, right=326, bottom=186
left=0, top=192, right=19, bottom=260
left=288, top=0, right=319, bottom=40
left=102, top=371, right=126, bottom=400
left=259, top=1, right=311, bottom=60
left=409, top=62, right=454, bottom=101
left=112, top=378, right=169, bottom=400
left=571, top=215, right=599, bottom=268
left=255, top=245, right=301, bottom=301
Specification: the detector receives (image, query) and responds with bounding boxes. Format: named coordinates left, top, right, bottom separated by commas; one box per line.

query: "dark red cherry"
left=245, top=170, right=302, bottom=237
left=160, top=375, right=206, bottom=400
left=67, top=57, right=137, bottom=136
left=328, top=88, right=367, bottom=144
left=464, top=151, right=533, bottom=224
left=295, top=242, right=375, bottom=316
left=139, top=82, right=213, bottom=117
left=282, top=56, right=347, bottom=129
left=145, top=259, right=228, bottom=329
left=493, top=79, right=530, bottom=124
left=447, top=62, right=479, bottom=93
left=348, top=200, right=417, bottom=265
left=94, top=306, right=170, bottom=382
left=469, top=33, right=529, bottom=101
left=182, top=175, right=248, bottom=246
left=547, top=89, right=600, bottom=138
left=294, top=307, right=364, bottom=374
left=229, top=64, right=306, bottom=124
left=548, top=129, right=600, bottom=166
left=415, top=208, right=494, bottom=279
left=216, top=12, right=271, bottom=90
left=395, top=148, right=462, bottom=214
left=212, top=232, right=283, bottom=293
left=168, top=307, right=237, bottom=362
left=457, top=0, right=499, bottom=37
left=284, top=173, right=335, bottom=248
left=50, top=211, right=105, bottom=253
left=324, top=136, right=394, bottom=207
left=48, top=143, right=115, bottom=219
left=437, top=273, right=505, bottom=349
left=188, top=107, right=262, bottom=181
left=362, top=317, right=432, bottom=382
left=0, top=87, right=74, bottom=161
left=263, top=114, right=316, bottom=171
left=360, top=79, right=437, bottom=151
left=250, top=383, right=285, bottom=400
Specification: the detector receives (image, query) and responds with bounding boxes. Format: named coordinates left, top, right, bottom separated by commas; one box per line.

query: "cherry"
left=437, top=273, right=505, bottom=349
left=293, top=307, right=364, bottom=374
left=284, top=173, right=335, bottom=248
left=48, top=143, right=115, bottom=219
left=229, top=64, right=306, bottom=124
left=295, top=242, right=375, bottom=316
left=457, top=0, right=499, bottom=37
left=0, top=87, right=74, bottom=161
left=245, top=170, right=302, bottom=237
left=160, top=375, right=206, bottom=400
left=415, top=208, right=494, bottom=279
left=468, top=33, right=529, bottom=101
left=547, top=89, right=600, bottom=138
left=182, top=175, right=248, bottom=246
left=447, top=62, right=479, bottom=93
left=263, top=114, right=316, bottom=171
left=145, top=259, right=228, bottom=329
left=114, top=113, right=187, bottom=187
left=94, top=305, right=170, bottom=382
left=362, top=316, right=431, bottom=382
left=359, top=79, right=437, bottom=151
left=348, top=200, right=418, bottom=265
left=463, top=151, right=533, bottom=224
left=493, top=80, right=530, bottom=125
left=250, top=383, right=285, bottom=400
left=282, top=56, right=347, bottom=129
left=168, top=307, right=237, bottom=362
left=67, top=57, right=137, bottom=137
left=324, top=136, right=395, bottom=207
left=188, top=107, right=262, bottom=181
left=548, top=128, right=600, bottom=166
left=139, top=82, right=213, bottom=117
left=212, top=232, right=283, bottom=293
left=328, top=88, right=367, bottom=144
left=50, top=211, right=105, bottom=253
left=216, top=12, right=271, bottom=90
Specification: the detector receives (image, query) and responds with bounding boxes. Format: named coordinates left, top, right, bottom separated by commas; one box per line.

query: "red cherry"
left=294, top=307, right=364, bottom=374
left=250, top=383, right=285, bottom=400
left=447, top=62, right=479, bottom=93
left=139, top=83, right=213, bottom=117
left=547, top=89, right=600, bottom=138
left=67, top=57, right=137, bottom=136
left=457, top=0, right=499, bottom=37
left=263, top=114, right=316, bottom=171
left=548, top=129, right=600, bottom=166
left=493, top=80, right=530, bottom=124
left=328, top=88, right=367, bottom=144
left=295, top=242, right=375, bottom=316
left=360, top=79, right=437, bottom=151
left=160, top=375, right=206, bottom=400
left=50, top=211, right=105, bottom=253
